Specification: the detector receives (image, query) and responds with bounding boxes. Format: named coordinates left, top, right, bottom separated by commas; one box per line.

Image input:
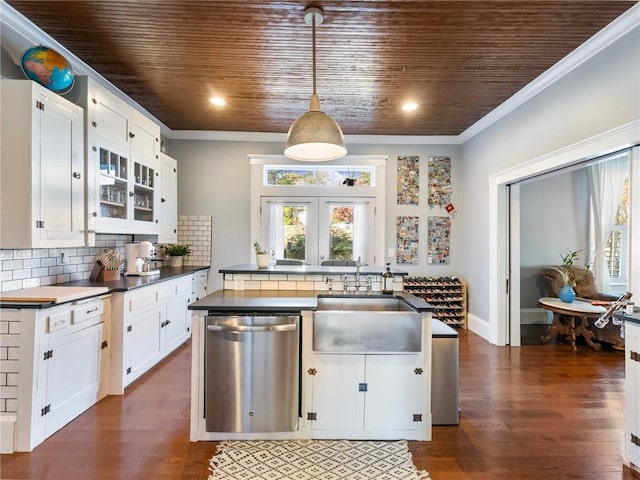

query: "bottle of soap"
left=382, top=263, right=394, bottom=294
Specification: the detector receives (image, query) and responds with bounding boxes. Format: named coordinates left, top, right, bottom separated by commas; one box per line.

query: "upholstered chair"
left=539, top=266, right=623, bottom=348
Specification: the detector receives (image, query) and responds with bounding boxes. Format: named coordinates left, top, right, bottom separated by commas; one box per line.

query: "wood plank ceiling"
left=6, top=1, right=636, bottom=135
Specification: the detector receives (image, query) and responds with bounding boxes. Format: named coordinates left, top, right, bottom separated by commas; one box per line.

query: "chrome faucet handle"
left=326, top=277, right=333, bottom=292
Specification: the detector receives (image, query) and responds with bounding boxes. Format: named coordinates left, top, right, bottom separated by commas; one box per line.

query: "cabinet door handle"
left=73, top=172, right=81, bottom=179
left=129, top=132, right=135, bottom=138
left=92, top=212, right=98, bottom=217
left=129, top=191, right=134, bottom=197
left=161, top=198, right=166, bottom=203
left=91, top=121, right=97, bottom=128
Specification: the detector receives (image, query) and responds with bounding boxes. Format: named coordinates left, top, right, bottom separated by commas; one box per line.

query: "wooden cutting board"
left=0, top=286, right=110, bottom=303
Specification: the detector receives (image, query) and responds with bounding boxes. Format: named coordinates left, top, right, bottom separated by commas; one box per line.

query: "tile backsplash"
left=0, top=234, right=133, bottom=293
left=0, top=216, right=212, bottom=293
left=175, top=215, right=212, bottom=267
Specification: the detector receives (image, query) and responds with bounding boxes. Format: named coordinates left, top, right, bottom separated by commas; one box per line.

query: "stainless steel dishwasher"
left=205, top=313, right=300, bottom=432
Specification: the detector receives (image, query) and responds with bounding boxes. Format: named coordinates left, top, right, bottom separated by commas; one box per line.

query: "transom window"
left=264, top=165, right=375, bottom=187
left=250, top=155, right=387, bottom=266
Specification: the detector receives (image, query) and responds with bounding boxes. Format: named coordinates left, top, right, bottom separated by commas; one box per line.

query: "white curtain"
left=587, top=152, right=629, bottom=292
left=265, top=202, right=284, bottom=257
left=352, top=203, right=367, bottom=262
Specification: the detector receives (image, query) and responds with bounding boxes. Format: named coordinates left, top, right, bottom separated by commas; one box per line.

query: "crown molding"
left=165, top=129, right=460, bottom=145
left=459, top=2, right=640, bottom=143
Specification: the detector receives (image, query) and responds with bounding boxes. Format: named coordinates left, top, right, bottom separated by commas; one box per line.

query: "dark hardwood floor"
left=2, top=328, right=639, bottom=480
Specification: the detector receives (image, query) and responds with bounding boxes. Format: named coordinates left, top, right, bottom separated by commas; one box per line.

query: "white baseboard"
left=0, top=415, right=16, bottom=454
left=468, top=313, right=492, bottom=343
left=521, top=308, right=552, bottom=325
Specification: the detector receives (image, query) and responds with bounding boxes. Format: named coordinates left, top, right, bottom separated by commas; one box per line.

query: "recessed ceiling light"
left=209, top=96, right=226, bottom=107
left=402, top=102, right=418, bottom=112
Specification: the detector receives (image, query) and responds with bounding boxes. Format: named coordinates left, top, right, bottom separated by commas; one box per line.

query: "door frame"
left=488, top=121, right=640, bottom=346
left=249, top=155, right=387, bottom=266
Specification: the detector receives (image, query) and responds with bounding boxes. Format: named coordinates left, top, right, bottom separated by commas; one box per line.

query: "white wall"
left=519, top=169, right=591, bottom=308
left=460, top=24, right=640, bottom=328
left=168, top=139, right=460, bottom=289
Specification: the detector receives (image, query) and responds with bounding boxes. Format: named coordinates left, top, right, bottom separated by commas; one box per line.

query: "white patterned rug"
left=208, top=439, right=429, bottom=480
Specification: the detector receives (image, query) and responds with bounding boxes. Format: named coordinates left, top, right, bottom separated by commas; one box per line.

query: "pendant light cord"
left=312, top=12, right=317, bottom=95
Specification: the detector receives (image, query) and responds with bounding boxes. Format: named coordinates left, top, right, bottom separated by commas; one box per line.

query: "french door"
left=261, top=196, right=375, bottom=265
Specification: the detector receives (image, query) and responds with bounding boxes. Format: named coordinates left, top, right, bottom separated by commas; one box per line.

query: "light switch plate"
left=387, top=248, right=395, bottom=258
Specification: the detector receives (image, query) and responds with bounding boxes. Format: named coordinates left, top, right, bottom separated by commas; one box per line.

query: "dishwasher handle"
left=207, top=323, right=297, bottom=333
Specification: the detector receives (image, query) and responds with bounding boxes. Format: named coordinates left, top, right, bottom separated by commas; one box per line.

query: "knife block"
left=89, top=262, right=121, bottom=282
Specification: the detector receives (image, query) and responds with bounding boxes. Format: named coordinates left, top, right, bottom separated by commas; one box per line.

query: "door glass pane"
left=283, top=205, right=307, bottom=260
left=329, top=205, right=353, bottom=260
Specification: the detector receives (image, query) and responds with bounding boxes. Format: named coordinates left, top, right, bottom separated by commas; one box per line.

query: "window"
left=251, top=155, right=386, bottom=266
left=261, top=197, right=375, bottom=265
left=264, top=165, right=375, bottom=187
left=606, top=176, right=629, bottom=286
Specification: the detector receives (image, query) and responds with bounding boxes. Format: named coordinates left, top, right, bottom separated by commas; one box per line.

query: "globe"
left=21, top=46, right=74, bottom=94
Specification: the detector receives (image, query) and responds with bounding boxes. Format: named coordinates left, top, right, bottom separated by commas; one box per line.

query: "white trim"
left=490, top=121, right=640, bottom=187
left=467, top=313, right=491, bottom=343
left=165, top=129, right=460, bottom=144
left=520, top=308, right=552, bottom=325
left=459, top=3, right=640, bottom=143
left=488, top=122, right=640, bottom=347
left=248, top=154, right=388, bottom=166
left=508, top=184, right=521, bottom=346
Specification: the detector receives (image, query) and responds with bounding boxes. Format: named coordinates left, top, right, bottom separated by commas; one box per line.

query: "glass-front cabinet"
left=99, top=146, right=128, bottom=222
left=90, top=140, right=159, bottom=233
left=132, top=159, right=157, bottom=225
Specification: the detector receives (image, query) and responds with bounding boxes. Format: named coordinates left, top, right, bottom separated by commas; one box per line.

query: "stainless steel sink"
left=313, top=295, right=422, bottom=353
left=316, top=296, right=415, bottom=312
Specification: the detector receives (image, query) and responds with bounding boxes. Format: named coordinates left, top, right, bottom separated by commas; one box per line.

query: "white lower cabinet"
left=626, top=320, right=640, bottom=470
left=306, top=353, right=426, bottom=438
left=123, top=305, right=163, bottom=384
left=1, top=296, right=111, bottom=452
left=110, top=276, right=191, bottom=393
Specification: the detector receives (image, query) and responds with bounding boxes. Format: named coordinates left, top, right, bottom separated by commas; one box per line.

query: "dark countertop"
left=62, top=265, right=209, bottom=292
left=189, top=289, right=433, bottom=313
left=616, top=309, right=640, bottom=325
left=219, top=264, right=409, bottom=276
left=0, top=266, right=210, bottom=309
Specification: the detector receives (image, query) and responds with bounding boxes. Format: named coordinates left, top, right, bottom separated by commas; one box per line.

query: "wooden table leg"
left=568, top=316, right=576, bottom=352
left=573, top=315, right=602, bottom=351
left=541, top=313, right=561, bottom=344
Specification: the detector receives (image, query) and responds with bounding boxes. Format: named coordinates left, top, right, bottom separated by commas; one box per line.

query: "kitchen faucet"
left=355, top=256, right=368, bottom=291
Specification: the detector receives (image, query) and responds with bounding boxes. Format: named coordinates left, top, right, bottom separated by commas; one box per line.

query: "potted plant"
left=253, top=241, right=270, bottom=269
left=558, top=249, right=591, bottom=303
left=163, top=244, right=191, bottom=267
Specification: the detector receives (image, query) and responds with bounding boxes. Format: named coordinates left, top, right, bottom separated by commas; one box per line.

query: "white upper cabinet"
left=158, top=153, right=178, bottom=243
left=69, top=76, right=163, bottom=236
left=0, top=80, right=86, bottom=248
left=130, top=110, right=160, bottom=161
left=88, top=85, right=130, bottom=149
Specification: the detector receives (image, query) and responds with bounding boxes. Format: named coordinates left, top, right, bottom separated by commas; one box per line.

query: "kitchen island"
left=188, top=289, right=434, bottom=442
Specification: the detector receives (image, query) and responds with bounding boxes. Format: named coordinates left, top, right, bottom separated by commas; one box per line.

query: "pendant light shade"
left=284, top=7, right=346, bottom=162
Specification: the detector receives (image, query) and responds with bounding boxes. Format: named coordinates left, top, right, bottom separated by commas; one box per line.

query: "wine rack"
left=404, top=276, right=467, bottom=329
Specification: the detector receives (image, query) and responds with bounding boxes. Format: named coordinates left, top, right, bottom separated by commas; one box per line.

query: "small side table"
left=538, top=297, right=607, bottom=351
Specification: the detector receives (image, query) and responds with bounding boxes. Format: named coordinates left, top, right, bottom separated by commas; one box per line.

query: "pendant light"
left=284, top=6, right=347, bottom=162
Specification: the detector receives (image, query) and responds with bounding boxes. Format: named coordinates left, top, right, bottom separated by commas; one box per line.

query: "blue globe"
left=21, top=46, right=74, bottom=94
